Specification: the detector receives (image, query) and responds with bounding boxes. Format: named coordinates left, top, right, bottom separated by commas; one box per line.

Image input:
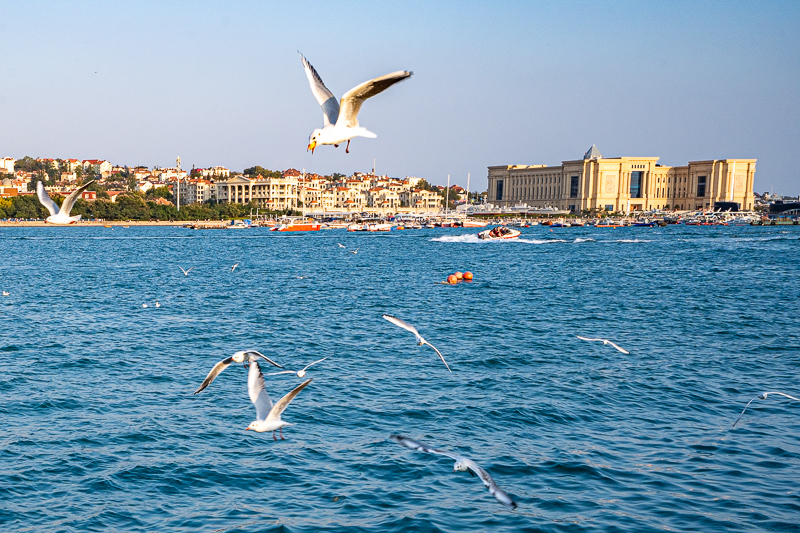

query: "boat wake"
left=431, top=234, right=565, bottom=244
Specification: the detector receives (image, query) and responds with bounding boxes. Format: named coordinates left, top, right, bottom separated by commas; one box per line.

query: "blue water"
left=1, top=224, right=799, bottom=532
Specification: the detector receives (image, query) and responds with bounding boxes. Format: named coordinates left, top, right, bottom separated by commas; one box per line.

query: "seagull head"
left=297, top=370, right=306, bottom=378
left=758, top=393, right=768, bottom=400
left=308, top=130, right=322, bottom=154
left=232, top=351, right=247, bottom=363
left=453, top=460, right=468, bottom=473
left=245, top=420, right=261, bottom=431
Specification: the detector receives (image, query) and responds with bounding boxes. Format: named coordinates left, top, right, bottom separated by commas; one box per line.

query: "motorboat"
left=477, top=225, right=521, bottom=240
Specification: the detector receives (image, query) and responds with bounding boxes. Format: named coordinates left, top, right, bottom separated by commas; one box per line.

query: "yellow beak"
left=307, top=140, right=316, bottom=154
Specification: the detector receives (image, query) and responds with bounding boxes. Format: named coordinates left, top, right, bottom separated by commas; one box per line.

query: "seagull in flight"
left=390, top=435, right=517, bottom=510
left=179, top=266, right=194, bottom=276
left=732, top=391, right=800, bottom=427
left=194, top=350, right=284, bottom=394
left=231, top=263, right=239, bottom=272
left=36, top=180, right=96, bottom=224
left=576, top=336, right=629, bottom=354
left=338, top=243, right=346, bottom=248
left=300, top=52, right=412, bottom=154
left=246, top=361, right=312, bottom=440
left=382, top=314, right=451, bottom=372
left=266, top=356, right=330, bottom=378
left=349, top=248, right=359, bottom=255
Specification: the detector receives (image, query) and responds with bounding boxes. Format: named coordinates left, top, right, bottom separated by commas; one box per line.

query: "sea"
left=1, top=224, right=798, bottom=532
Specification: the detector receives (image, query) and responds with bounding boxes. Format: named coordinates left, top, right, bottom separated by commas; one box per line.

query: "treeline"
left=0, top=191, right=298, bottom=221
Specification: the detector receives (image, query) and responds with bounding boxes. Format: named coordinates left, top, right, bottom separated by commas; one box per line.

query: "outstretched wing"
left=266, top=378, right=312, bottom=422
left=383, top=314, right=420, bottom=338
left=462, top=458, right=517, bottom=510
left=389, top=435, right=459, bottom=460
left=576, top=336, right=602, bottom=342
left=337, top=70, right=412, bottom=128
left=299, top=52, right=340, bottom=127
left=193, top=356, right=234, bottom=394
left=245, top=350, right=284, bottom=369
left=422, top=341, right=452, bottom=372
left=302, top=356, right=329, bottom=372
left=606, top=340, right=629, bottom=354
left=248, top=361, right=273, bottom=421
left=60, top=180, right=95, bottom=216
left=36, top=181, right=60, bottom=216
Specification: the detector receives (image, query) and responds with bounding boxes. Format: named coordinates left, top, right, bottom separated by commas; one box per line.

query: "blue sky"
left=2, top=1, right=798, bottom=193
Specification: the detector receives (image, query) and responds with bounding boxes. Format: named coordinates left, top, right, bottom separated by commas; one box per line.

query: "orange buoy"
left=463, top=271, right=473, bottom=281
left=454, top=271, right=463, bottom=280
left=447, top=274, right=458, bottom=284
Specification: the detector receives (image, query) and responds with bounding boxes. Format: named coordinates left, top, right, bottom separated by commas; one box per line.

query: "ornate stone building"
left=487, top=146, right=756, bottom=212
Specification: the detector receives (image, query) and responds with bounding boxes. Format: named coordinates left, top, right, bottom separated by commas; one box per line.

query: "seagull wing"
left=60, top=180, right=95, bottom=216
left=264, top=370, right=297, bottom=376
left=337, top=70, right=412, bottom=128
left=732, top=395, right=760, bottom=428
left=383, top=314, right=421, bottom=338
left=389, top=435, right=460, bottom=460
left=36, top=181, right=60, bottom=216
left=764, top=391, right=800, bottom=402
left=248, top=361, right=273, bottom=421
left=605, top=341, right=629, bottom=354
left=193, top=356, right=234, bottom=394
left=422, top=341, right=452, bottom=372
left=299, top=53, right=339, bottom=128
left=246, top=350, right=284, bottom=369
left=576, top=336, right=602, bottom=342
left=266, top=378, right=312, bottom=422
left=461, top=458, right=517, bottom=510
left=302, top=356, right=329, bottom=372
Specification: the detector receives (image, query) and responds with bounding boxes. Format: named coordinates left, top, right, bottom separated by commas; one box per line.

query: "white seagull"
left=36, top=180, right=96, bottom=224
left=382, top=314, right=451, bottom=372
left=154, top=300, right=161, bottom=308
left=179, top=266, right=194, bottom=276
left=732, top=391, right=800, bottom=428
left=194, top=350, right=284, bottom=395
left=246, top=361, right=312, bottom=440
left=300, top=52, right=412, bottom=154
left=576, top=336, right=629, bottom=354
left=266, top=356, right=330, bottom=378
left=349, top=248, right=359, bottom=255
left=338, top=243, right=346, bottom=248
left=390, top=435, right=517, bottom=510
left=142, top=303, right=148, bottom=308
left=231, top=263, right=239, bottom=272
left=2, top=291, right=9, bottom=296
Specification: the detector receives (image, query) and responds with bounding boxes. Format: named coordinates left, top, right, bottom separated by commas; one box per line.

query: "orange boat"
left=270, top=221, right=321, bottom=231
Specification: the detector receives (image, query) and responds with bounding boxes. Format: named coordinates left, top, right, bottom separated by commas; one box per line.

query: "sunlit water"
left=1, top=224, right=799, bottom=532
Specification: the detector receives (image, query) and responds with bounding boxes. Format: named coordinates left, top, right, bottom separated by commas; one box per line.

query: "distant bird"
left=338, top=243, right=346, bottom=248
left=36, top=180, right=96, bottom=224
left=179, top=266, right=194, bottom=276
left=382, top=314, right=451, bottom=372
left=246, top=361, right=312, bottom=440
left=390, top=435, right=517, bottom=510
left=231, top=263, right=239, bottom=272
left=154, top=301, right=161, bottom=308
left=266, top=356, right=330, bottom=378
left=194, top=350, right=284, bottom=395
left=142, top=303, right=148, bottom=308
left=576, top=336, right=629, bottom=354
left=732, top=391, right=800, bottom=428
left=349, top=248, right=359, bottom=255
left=2, top=291, right=9, bottom=296
left=300, top=52, right=412, bottom=154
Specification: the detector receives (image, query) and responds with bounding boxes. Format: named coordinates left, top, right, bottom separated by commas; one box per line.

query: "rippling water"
left=1, top=224, right=799, bottom=532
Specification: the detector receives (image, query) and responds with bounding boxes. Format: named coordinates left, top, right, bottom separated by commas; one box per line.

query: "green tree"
left=243, top=166, right=282, bottom=179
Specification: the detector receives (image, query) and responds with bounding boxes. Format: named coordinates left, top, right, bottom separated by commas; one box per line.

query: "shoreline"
left=0, top=220, right=189, bottom=227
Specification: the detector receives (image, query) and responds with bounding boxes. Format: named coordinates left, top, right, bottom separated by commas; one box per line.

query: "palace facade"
left=487, top=146, right=756, bottom=212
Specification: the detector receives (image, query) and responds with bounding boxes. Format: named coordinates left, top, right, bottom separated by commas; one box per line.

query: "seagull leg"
left=273, top=431, right=277, bottom=441
left=280, top=427, right=285, bottom=440
left=345, top=140, right=351, bottom=154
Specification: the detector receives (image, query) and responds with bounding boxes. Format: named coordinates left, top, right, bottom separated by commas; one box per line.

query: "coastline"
left=0, top=220, right=189, bottom=227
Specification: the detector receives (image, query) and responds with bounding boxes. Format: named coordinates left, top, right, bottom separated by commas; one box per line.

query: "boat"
left=477, top=225, right=521, bottom=240
left=271, top=221, right=321, bottom=231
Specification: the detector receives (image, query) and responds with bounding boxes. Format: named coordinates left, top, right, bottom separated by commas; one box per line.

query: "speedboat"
left=477, top=225, right=521, bottom=240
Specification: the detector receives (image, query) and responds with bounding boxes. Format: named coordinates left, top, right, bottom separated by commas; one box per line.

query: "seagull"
left=349, top=248, right=359, bottom=255
left=142, top=303, right=148, bottom=308
left=231, top=263, right=239, bottom=272
left=266, top=356, right=330, bottom=378
left=179, top=266, right=194, bottom=276
left=732, top=391, right=800, bottom=428
left=2, top=291, right=9, bottom=296
left=390, top=435, right=517, bottom=510
left=576, top=336, right=629, bottom=354
left=36, top=180, right=96, bottom=224
left=382, top=314, right=451, bottom=372
left=338, top=243, right=346, bottom=248
left=154, top=301, right=161, bottom=308
left=194, top=350, right=284, bottom=395
left=300, top=52, right=412, bottom=154
left=246, top=361, right=312, bottom=440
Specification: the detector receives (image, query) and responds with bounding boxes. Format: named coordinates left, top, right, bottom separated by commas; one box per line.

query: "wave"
left=431, top=234, right=565, bottom=244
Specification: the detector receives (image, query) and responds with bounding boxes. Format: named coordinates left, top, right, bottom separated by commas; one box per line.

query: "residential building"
left=1, top=157, right=14, bottom=174
left=215, top=175, right=299, bottom=210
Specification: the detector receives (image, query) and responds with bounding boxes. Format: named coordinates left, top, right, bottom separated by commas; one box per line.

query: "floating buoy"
left=447, top=274, right=458, bottom=284
left=454, top=271, right=463, bottom=280
left=463, top=271, right=473, bottom=281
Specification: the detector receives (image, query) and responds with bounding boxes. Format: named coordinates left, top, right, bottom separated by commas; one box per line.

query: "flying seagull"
left=194, top=350, right=284, bottom=395
left=179, top=266, right=194, bottom=276
left=382, top=314, right=451, bottom=372
left=246, top=361, right=312, bottom=440
left=732, top=391, right=800, bottom=428
left=266, top=356, right=330, bottom=378
left=338, top=243, right=346, bottom=248
left=390, top=435, right=517, bottom=510
left=36, top=180, right=96, bottom=224
left=231, top=263, right=239, bottom=272
left=300, top=52, right=412, bottom=154
left=576, top=336, right=629, bottom=354
left=349, top=248, right=359, bottom=255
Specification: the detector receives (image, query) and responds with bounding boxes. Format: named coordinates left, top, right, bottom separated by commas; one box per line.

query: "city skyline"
left=2, top=1, right=798, bottom=193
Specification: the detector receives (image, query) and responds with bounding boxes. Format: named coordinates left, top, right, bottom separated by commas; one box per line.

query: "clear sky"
left=2, top=0, right=798, bottom=193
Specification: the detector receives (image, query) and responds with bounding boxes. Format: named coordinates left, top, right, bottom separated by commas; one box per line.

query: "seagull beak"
left=307, top=140, right=316, bottom=154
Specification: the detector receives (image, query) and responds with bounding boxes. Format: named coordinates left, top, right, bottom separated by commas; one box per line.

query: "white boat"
left=477, top=225, right=521, bottom=240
